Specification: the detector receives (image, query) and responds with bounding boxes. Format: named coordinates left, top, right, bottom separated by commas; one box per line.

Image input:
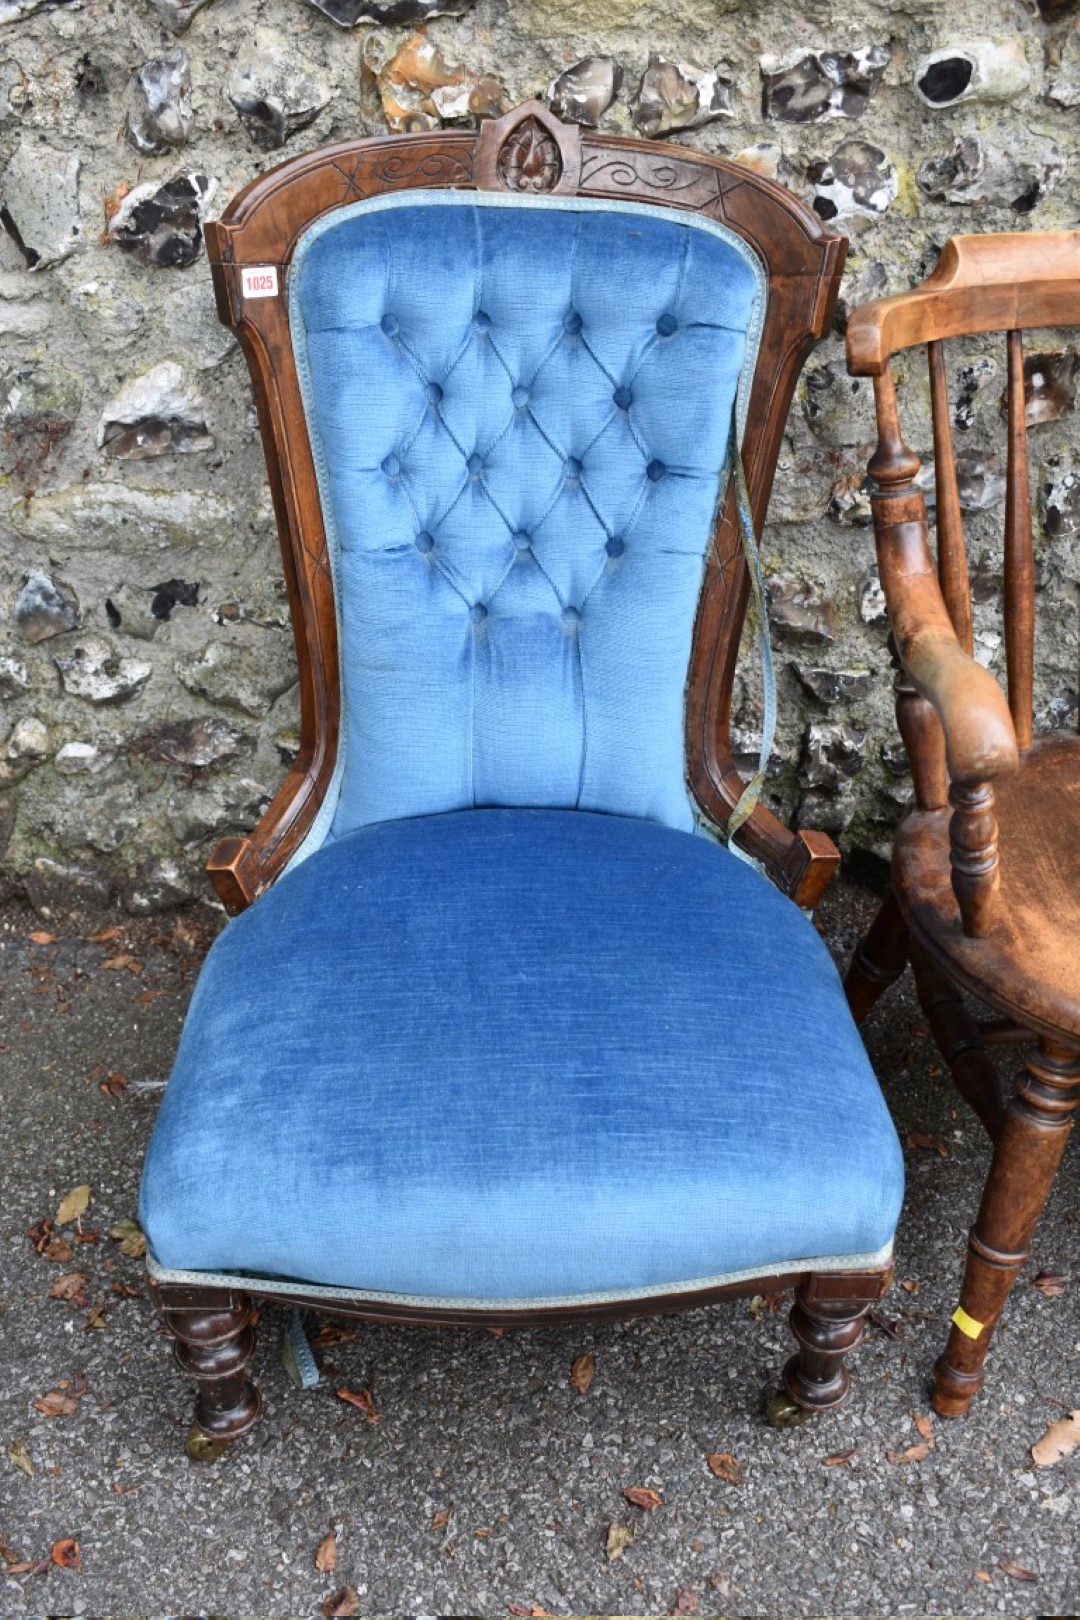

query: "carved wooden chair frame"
left=148, top=104, right=897, bottom=1446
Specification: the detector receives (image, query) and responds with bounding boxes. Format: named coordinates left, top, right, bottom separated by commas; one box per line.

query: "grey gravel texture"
left=1, top=879, right=1078, bottom=1617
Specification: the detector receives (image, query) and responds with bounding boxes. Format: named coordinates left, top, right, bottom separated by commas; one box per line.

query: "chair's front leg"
left=933, top=1039, right=1080, bottom=1417
left=781, top=1268, right=892, bottom=1412
left=156, top=1284, right=263, bottom=1443
left=844, top=884, right=909, bottom=1025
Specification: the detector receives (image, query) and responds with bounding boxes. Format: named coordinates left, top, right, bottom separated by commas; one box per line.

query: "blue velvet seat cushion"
left=140, top=811, right=903, bottom=1302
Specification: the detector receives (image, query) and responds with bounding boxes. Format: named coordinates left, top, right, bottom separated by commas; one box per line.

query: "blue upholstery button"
left=382, top=454, right=401, bottom=478
left=467, top=452, right=483, bottom=476
left=613, top=385, right=632, bottom=410
left=513, top=530, right=531, bottom=552
left=563, top=310, right=583, bottom=334
left=562, top=606, right=581, bottom=629
left=474, top=310, right=492, bottom=333
left=380, top=313, right=399, bottom=337
left=656, top=312, right=678, bottom=336
left=415, top=531, right=435, bottom=554
left=647, top=459, right=665, bottom=482
left=511, top=386, right=529, bottom=409
left=605, top=535, right=625, bottom=558
left=425, top=382, right=443, bottom=407
left=565, top=457, right=583, bottom=481
left=470, top=602, right=488, bottom=624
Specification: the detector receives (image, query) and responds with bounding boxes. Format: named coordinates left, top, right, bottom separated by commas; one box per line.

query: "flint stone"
left=372, top=33, right=508, bottom=131
left=1047, top=27, right=1080, bottom=108
left=809, top=139, right=898, bottom=224
left=1016, top=350, right=1078, bottom=426
left=98, top=362, right=213, bottom=460
left=796, top=787, right=857, bottom=837
left=55, top=741, right=112, bottom=775
left=176, top=636, right=296, bottom=718
left=767, top=576, right=836, bottom=644
left=6, top=482, right=235, bottom=555
left=761, top=45, right=889, bottom=122
left=800, top=722, right=868, bottom=788
left=974, top=628, right=1002, bottom=668
left=23, top=856, right=113, bottom=914
left=55, top=638, right=152, bottom=704
left=827, top=471, right=872, bottom=526
left=13, top=571, right=80, bottom=643
left=732, top=144, right=781, bottom=180
left=307, top=0, right=476, bottom=23
left=859, top=573, right=888, bottom=625
left=107, top=173, right=216, bottom=269
left=128, top=48, right=193, bottom=155
left=547, top=57, right=622, bottom=126
left=802, top=362, right=877, bottom=445
left=833, top=259, right=887, bottom=334
left=953, top=356, right=997, bottom=430
left=151, top=716, right=248, bottom=767
left=168, top=777, right=268, bottom=845
left=0, top=270, right=54, bottom=338
left=881, top=736, right=910, bottom=776
left=0, top=142, right=81, bottom=269
left=123, top=855, right=196, bottom=915
left=917, top=134, right=1063, bottom=211
left=55, top=783, right=139, bottom=854
left=0, top=655, right=29, bottom=696
left=0, top=0, right=77, bottom=18
left=792, top=664, right=873, bottom=704
left=5, top=716, right=48, bottom=761
left=1042, top=455, right=1080, bottom=537
left=70, top=280, right=147, bottom=346
left=631, top=57, right=734, bottom=137
left=1044, top=690, right=1079, bottom=729
left=143, top=0, right=215, bottom=30
left=914, top=40, right=1030, bottom=108
left=227, top=47, right=331, bottom=151
left=956, top=450, right=1006, bottom=511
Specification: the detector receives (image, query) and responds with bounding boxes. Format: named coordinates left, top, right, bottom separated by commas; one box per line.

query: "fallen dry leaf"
left=51, top=1537, right=81, bottom=1570
left=1032, top=1269, right=1068, bottom=1298
left=900, top=1278, right=919, bottom=1294
left=336, top=1386, right=379, bottom=1422
left=1031, top=1410, right=1080, bottom=1467
left=321, top=1585, right=359, bottom=1617
left=49, top=1272, right=89, bottom=1304
left=822, top=1448, right=858, bottom=1466
left=886, top=1443, right=930, bottom=1465
left=998, top=1561, right=1038, bottom=1583
left=670, top=1589, right=698, bottom=1616
left=914, top=1411, right=935, bottom=1446
left=315, top=1530, right=337, bottom=1572
left=605, top=1520, right=635, bottom=1561
left=7, top=1439, right=33, bottom=1476
left=974, top=1570, right=991, bottom=1583
left=310, top=1323, right=358, bottom=1348
left=84, top=1303, right=110, bottom=1331
left=430, top=1507, right=451, bottom=1530
left=109, top=1218, right=147, bottom=1259
left=87, top=925, right=123, bottom=943
left=507, top=1605, right=548, bottom=1617
left=26, top=1217, right=53, bottom=1252
left=570, top=1351, right=595, bottom=1394
left=99, top=1071, right=128, bottom=1099
left=34, top=1389, right=79, bottom=1417
left=623, top=1485, right=663, bottom=1511
left=28, top=930, right=56, bottom=944
left=905, top=1130, right=949, bottom=1159
left=705, top=1451, right=743, bottom=1486
left=136, top=988, right=175, bottom=1005
left=55, top=1185, right=91, bottom=1226
left=100, top=953, right=142, bottom=974
left=44, top=1237, right=74, bottom=1263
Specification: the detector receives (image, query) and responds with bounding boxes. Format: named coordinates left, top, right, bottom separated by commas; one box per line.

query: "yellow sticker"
left=952, top=1305, right=985, bottom=1339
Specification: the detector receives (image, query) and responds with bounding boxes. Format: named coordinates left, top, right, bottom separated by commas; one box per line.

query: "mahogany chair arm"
left=207, top=761, right=326, bottom=914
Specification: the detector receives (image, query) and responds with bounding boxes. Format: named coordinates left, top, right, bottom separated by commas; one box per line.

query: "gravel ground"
left=0, top=878, right=1077, bottom=1618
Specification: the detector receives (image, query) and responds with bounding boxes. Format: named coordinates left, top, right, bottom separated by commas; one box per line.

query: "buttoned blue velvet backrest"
left=288, top=193, right=765, bottom=854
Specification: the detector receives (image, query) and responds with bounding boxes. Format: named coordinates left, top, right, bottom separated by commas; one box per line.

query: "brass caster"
left=185, top=1425, right=234, bottom=1463
left=765, top=1389, right=812, bottom=1429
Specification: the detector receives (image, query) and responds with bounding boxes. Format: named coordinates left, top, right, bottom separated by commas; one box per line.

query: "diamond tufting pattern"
left=289, top=193, right=765, bottom=845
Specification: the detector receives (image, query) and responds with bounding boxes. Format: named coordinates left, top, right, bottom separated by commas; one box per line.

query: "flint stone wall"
left=0, top=0, right=1077, bottom=916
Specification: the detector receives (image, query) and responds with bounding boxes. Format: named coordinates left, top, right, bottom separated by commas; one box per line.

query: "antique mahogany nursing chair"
left=844, top=232, right=1080, bottom=1417
left=138, top=104, right=904, bottom=1445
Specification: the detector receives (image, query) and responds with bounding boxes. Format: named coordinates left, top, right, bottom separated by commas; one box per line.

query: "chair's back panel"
left=204, top=106, right=847, bottom=908
left=290, top=194, right=762, bottom=841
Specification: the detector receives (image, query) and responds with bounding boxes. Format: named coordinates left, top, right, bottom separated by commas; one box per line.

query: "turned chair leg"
left=780, top=1269, right=892, bottom=1413
left=157, top=1285, right=263, bottom=1441
left=933, top=1040, right=1080, bottom=1418
left=909, top=945, right=1005, bottom=1141
left=844, top=885, right=909, bottom=1026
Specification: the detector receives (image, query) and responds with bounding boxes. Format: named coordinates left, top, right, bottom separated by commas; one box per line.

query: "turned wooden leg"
left=909, top=945, right=1005, bottom=1141
left=933, top=1040, right=1080, bottom=1418
left=156, top=1283, right=262, bottom=1441
left=781, top=1269, right=892, bottom=1412
left=844, top=885, right=909, bottom=1025
left=949, top=780, right=1000, bottom=938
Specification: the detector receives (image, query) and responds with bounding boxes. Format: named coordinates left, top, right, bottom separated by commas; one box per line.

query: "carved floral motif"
left=497, top=117, right=562, bottom=193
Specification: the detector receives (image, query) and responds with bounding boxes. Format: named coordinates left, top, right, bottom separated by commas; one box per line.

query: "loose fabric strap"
left=722, top=423, right=777, bottom=856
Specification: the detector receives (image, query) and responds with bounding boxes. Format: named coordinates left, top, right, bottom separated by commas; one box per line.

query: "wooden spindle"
left=949, top=779, right=1000, bottom=937
left=1004, top=329, right=1035, bottom=750
left=927, top=340, right=973, bottom=655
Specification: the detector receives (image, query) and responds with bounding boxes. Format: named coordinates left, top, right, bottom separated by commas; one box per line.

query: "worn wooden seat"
left=844, top=230, right=1080, bottom=1418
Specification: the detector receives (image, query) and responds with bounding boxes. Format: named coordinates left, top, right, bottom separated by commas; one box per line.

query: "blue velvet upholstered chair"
left=139, top=104, right=904, bottom=1445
